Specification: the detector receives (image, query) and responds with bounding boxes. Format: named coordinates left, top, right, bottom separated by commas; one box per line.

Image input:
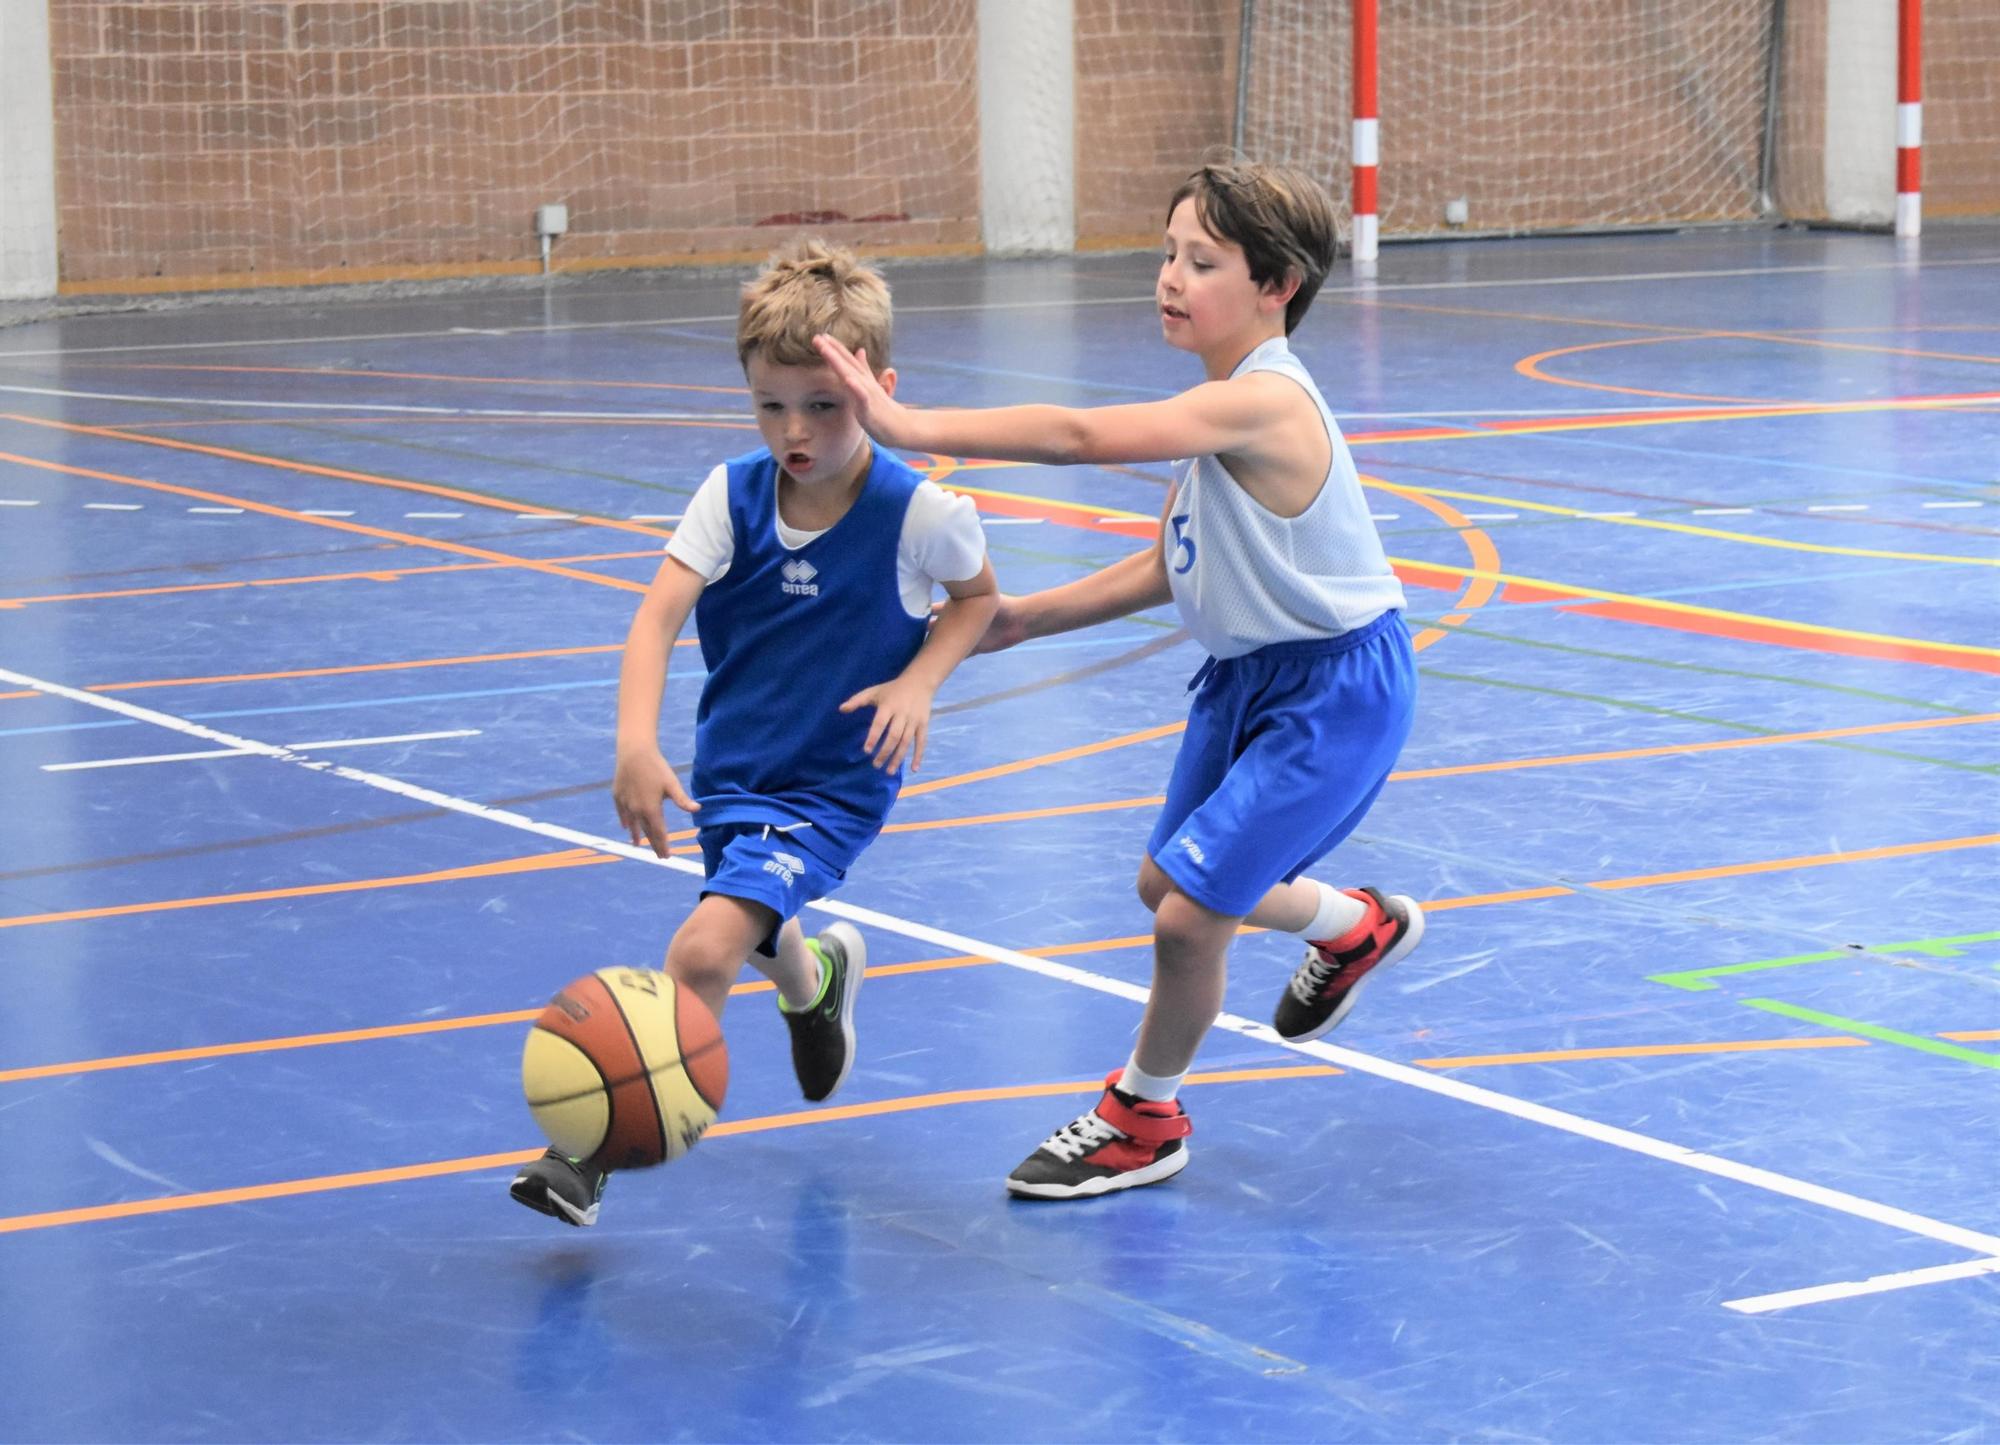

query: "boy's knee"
left=664, top=924, right=744, bottom=993
left=1152, top=891, right=1232, bottom=963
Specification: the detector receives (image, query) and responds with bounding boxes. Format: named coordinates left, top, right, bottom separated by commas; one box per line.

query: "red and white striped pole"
left=1351, top=0, right=1379, bottom=262
left=1896, top=0, right=1922, bottom=237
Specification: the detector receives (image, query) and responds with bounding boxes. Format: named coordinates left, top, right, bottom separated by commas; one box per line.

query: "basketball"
left=521, top=968, right=729, bottom=1169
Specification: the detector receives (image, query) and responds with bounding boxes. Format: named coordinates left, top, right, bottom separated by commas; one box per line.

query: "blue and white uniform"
left=666, top=445, right=987, bottom=939
left=1149, top=336, right=1417, bottom=917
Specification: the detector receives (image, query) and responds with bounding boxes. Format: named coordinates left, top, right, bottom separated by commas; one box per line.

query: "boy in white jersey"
left=511, top=239, right=998, bottom=1226
left=815, top=161, right=1421, bottom=1199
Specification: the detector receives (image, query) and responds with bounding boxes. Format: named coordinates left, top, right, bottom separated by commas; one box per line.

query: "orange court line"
left=2, top=413, right=678, bottom=543
left=0, top=638, right=701, bottom=702
left=900, top=720, right=1187, bottom=797
left=0, top=549, right=666, bottom=612
left=0, top=1066, right=1336, bottom=1235
left=1940, top=1030, right=2000, bottom=1042
left=0, top=448, right=650, bottom=594
left=73, top=361, right=749, bottom=397
left=1589, top=832, right=2000, bottom=892
left=0, top=849, right=613, bottom=931
left=1415, top=1036, right=1872, bottom=1068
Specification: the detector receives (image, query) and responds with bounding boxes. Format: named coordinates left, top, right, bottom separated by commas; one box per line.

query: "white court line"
left=1579, top=510, right=1638, bottom=517
left=980, top=517, right=1045, bottom=526
left=403, top=511, right=464, bottom=519
left=518, top=511, right=577, bottom=520
left=1692, top=507, right=1755, bottom=515
left=1462, top=512, right=1518, bottom=521
left=40, top=728, right=481, bottom=773
left=83, top=502, right=142, bottom=511
left=1922, top=500, right=1984, bottom=509
left=1807, top=504, right=1870, bottom=512
left=299, top=508, right=354, bottom=517
left=187, top=506, right=242, bottom=514
left=1723, top=1255, right=2000, bottom=1314
left=0, top=499, right=40, bottom=506
left=3, top=660, right=1998, bottom=1303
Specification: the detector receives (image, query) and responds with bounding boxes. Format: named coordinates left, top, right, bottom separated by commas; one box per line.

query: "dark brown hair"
left=1166, top=159, right=1338, bottom=334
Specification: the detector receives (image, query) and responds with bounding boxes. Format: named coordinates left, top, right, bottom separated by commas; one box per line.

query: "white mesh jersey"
left=1163, top=336, right=1405, bottom=660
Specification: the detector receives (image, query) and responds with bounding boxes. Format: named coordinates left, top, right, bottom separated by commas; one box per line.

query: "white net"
left=1241, top=0, right=1786, bottom=239
left=52, top=0, right=982, bottom=290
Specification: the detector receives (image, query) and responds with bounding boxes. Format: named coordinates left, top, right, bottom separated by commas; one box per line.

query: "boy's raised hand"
left=839, top=673, right=936, bottom=774
left=611, top=744, right=699, bottom=859
left=812, top=336, right=916, bottom=447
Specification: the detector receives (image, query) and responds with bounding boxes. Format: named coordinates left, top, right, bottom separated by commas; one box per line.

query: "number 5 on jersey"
left=1169, top=513, right=1196, bottom=574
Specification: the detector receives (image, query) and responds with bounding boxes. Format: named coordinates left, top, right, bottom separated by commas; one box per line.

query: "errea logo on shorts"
left=763, top=851, right=806, bottom=885
left=781, top=558, right=819, bottom=597
left=1177, top=835, right=1206, bottom=866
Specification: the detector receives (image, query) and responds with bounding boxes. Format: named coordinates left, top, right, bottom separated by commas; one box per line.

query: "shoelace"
left=1289, top=947, right=1344, bottom=1005
left=1039, top=1109, right=1124, bottom=1162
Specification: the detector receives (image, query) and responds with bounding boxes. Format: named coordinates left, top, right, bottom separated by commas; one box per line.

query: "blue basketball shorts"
left=697, top=823, right=846, bottom=956
left=1147, top=611, right=1417, bottom=919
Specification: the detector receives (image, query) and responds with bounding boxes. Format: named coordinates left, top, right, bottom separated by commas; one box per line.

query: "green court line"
left=1743, top=999, right=2000, bottom=1070
left=1404, top=616, right=1979, bottom=717
left=1415, top=666, right=1998, bottom=776
left=1650, top=930, right=2000, bottom=991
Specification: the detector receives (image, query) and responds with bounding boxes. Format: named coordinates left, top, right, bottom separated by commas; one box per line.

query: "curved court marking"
left=0, top=450, right=650, bottom=594
left=0, top=382, right=737, bottom=421
left=1517, top=332, right=2000, bottom=408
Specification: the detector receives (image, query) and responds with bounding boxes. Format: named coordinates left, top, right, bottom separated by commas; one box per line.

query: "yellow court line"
left=1365, top=477, right=2000, bottom=569
left=1363, top=389, right=2000, bottom=444
left=1387, top=556, right=2000, bottom=661
left=0, top=1066, right=1336, bottom=1235
left=0, top=449, right=650, bottom=595
left=72, top=361, right=749, bottom=397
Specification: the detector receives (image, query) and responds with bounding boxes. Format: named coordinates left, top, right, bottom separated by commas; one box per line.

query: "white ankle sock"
left=1301, top=880, right=1367, bottom=943
left=1116, top=1055, right=1184, bottom=1104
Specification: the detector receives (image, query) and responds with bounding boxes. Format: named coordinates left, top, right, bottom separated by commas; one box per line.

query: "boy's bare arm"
left=613, top=554, right=706, bottom=856
left=813, top=336, right=1287, bottom=467
left=840, top=557, right=999, bottom=774
left=980, top=487, right=1174, bottom=652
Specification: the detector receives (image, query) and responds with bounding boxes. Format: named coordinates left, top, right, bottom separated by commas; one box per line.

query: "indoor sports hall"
left=2, top=3, right=1997, bottom=1441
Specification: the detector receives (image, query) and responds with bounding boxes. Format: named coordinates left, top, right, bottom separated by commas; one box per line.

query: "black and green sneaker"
left=510, top=1147, right=608, bottom=1228
left=779, top=922, right=866, bottom=1102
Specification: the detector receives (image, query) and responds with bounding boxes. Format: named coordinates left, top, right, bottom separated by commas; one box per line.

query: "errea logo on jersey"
left=781, top=558, right=819, bottom=597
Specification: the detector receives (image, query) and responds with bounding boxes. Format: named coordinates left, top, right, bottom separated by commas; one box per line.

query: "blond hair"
left=736, top=238, right=893, bottom=371
left=1167, top=158, right=1339, bottom=335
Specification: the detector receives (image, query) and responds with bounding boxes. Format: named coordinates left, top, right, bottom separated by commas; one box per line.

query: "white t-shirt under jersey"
left=666, top=463, right=988, bottom=615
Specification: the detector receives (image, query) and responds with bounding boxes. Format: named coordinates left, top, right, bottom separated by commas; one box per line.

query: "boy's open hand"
left=812, top=336, right=917, bottom=448
left=839, top=674, right=937, bottom=773
left=612, top=744, right=699, bottom=859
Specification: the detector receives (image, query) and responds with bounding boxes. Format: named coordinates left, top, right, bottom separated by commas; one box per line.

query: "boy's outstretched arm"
left=612, top=554, right=705, bottom=857
left=840, top=557, right=999, bottom=773
left=813, top=335, right=1286, bottom=468
left=972, top=486, right=1174, bottom=654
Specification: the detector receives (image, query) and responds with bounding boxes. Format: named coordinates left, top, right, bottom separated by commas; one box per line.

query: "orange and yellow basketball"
left=521, top=968, right=728, bottom=1169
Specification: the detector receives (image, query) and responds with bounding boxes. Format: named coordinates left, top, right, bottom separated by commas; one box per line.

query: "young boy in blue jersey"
left=816, top=159, right=1421, bottom=1200
left=512, top=239, right=998, bottom=1226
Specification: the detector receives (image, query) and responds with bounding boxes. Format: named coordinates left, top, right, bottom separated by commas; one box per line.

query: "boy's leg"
left=772, top=916, right=867, bottom=1103
left=1006, top=885, right=1225, bottom=1201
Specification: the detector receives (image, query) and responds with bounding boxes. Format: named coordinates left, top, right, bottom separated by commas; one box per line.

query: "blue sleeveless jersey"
left=690, top=447, right=928, bottom=870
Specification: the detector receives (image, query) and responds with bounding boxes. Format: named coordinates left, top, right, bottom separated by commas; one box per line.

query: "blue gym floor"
left=1, top=226, right=1996, bottom=1443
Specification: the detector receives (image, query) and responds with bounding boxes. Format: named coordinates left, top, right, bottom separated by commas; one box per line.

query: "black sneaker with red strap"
left=1273, top=886, right=1425, bottom=1042
left=1006, top=1071, right=1193, bottom=1200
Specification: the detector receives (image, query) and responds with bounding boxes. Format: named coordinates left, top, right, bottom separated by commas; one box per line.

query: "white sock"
left=1116, top=1054, right=1184, bottom=1104
left=1300, top=879, right=1368, bottom=943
